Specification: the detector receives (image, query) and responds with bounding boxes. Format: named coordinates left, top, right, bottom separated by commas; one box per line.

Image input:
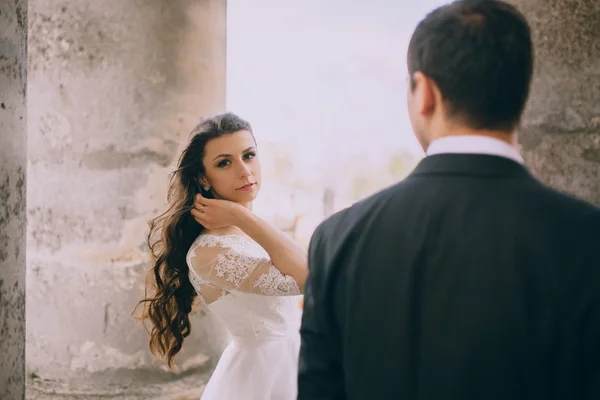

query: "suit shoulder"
left=312, top=206, right=351, bottom=241
left=344, top=180, right=408, bottom=220
left=533, top=179, right=600, bottom=219
left=312, top=182, right=403, bottom=241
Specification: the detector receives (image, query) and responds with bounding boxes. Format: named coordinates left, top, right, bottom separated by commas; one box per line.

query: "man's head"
left=406, top=0, right=534, bottom=150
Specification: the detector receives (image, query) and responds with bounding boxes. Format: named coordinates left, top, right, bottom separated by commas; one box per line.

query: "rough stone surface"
left=510, top=0, right=600, bottom=206
left=26, top=0, right=229, bottom=384
left=26, top=368, right=207, bottom=399
left=0, top=1, right=28, bottom=398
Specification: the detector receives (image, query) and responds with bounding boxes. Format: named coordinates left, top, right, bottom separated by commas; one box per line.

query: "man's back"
left=298, top=1, right=600, bottom=398
left=299, top=154, right=600, bottom=399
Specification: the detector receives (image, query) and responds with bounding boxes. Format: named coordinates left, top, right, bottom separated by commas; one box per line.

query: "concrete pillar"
left=511, top=0, right=600, bottom=206
left=27, top=0, right=229, bottom=383
left=0, top=1, right=28, bottom=398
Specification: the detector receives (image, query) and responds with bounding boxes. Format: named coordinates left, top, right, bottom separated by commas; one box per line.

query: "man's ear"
left=412, top=71, right=436, bottom=116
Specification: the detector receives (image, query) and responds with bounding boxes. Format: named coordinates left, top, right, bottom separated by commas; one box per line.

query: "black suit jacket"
left=298, top=154, right=600, bottom=400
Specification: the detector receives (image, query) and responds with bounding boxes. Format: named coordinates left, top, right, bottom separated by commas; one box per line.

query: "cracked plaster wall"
left=0, top=0, right=28, bottom=398
left=510, top=0, right=600, bottom=206
left=26, top=0, right=230, bottom=381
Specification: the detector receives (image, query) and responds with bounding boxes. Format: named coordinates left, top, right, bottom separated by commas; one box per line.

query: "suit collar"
left=410, top=153, right=531, bottom=178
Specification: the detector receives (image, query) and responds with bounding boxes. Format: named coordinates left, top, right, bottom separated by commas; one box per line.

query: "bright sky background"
left=227, top=0, right=449, bottom=184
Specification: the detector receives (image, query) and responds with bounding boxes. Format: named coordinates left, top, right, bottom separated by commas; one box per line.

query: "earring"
left=202, top=185, right=210, bottom=191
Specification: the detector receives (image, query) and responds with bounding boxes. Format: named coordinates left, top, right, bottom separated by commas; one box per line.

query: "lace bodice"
left=186, top=234, right=302, bottom=337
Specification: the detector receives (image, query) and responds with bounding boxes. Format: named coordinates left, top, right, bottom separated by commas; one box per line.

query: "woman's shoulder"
left=188, top=232, right=271, bottom=275
left=193, top=232, right=250, bottom=250
left=191, top=229, right=265, bottom=257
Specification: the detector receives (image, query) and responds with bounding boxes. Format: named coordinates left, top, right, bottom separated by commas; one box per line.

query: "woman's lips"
left=237, top=183, right=255, bottom=191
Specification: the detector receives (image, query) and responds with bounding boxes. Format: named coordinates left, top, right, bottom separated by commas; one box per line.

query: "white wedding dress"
left=186, top=233, right=303, bottom=400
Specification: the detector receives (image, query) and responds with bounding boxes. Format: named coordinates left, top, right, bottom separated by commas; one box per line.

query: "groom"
left=298, top=1, right=600, bottom=399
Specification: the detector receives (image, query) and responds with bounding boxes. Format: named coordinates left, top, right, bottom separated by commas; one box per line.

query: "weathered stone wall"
left=26, top=0, right=229, bottom=381
left=0, top=0, right=28, bottom=398
left=511, top=0, right=600, bottom=206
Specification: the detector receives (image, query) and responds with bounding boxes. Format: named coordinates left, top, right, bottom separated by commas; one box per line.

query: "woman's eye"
left=217, top=159, right=230, bottom=168
left=244, top=152, right=256, bottom=160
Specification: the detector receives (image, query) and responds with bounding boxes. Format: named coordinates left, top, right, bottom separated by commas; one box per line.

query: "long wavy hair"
left=135, top=112, right=253, bottom=368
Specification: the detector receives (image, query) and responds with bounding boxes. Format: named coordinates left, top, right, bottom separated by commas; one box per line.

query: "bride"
left=138, top=112, right=307, bottom=399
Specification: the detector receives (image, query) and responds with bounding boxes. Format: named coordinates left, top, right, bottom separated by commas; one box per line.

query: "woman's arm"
left=191, top=193, right=308, bottom=292
left=235, top=207, right=308, bottom=292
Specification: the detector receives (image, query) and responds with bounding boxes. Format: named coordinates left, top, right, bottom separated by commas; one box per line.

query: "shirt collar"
left=426, top=135, right=524, bottom=164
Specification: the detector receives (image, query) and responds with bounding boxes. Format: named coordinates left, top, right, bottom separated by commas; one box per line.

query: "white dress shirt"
left=426, top=135, right=524, bottom=164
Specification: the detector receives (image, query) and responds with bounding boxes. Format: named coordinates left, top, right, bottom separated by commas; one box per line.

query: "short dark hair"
left=408, top=0, right=534, bottom=131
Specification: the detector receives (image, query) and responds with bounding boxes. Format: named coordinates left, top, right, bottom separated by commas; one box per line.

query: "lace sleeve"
left=187, top=237, right=301, bottom=303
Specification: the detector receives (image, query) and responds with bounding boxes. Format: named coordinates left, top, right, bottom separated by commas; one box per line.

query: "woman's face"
left=200, top=130, right=261, bottom=206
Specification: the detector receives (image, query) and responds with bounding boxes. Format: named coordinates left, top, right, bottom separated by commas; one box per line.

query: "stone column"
left=27, top=0, right=229, bottom=382
left=511, top=0, right=600, bottom=206
left=0, top=1, right=28, bottom=398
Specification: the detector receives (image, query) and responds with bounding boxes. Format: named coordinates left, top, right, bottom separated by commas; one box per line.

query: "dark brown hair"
left=408, top=0, right=534, bottom=131
left=135, top=112, right=252, bottom=368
